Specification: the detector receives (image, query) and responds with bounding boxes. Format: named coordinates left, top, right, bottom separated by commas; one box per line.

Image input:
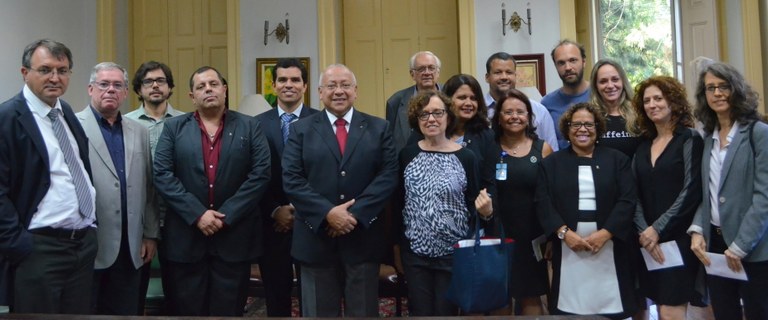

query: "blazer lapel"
left=313, top=112, right=342, bottom=163
left=719, top=125, right=748, bottom=187
left=701, top=134, right=714, bottom=200
left=218, top=112, right=239, bottom=171
left=341, top=113, right=366, bottom=167
left=123, top=120, right=135, bottom=178
left=15, top=102, right=50, bottom=168
left=79, top=109, right=118, bottom=178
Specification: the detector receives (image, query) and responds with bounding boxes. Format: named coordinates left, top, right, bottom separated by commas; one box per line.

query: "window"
left=594, top=0, right=681, bottom=84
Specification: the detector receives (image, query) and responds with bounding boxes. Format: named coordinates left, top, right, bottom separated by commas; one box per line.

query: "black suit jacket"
left=0, top=92, right=92, bottom=304
left=0, top=92, right=92, bottom=261
left=153, top=110, right=271, bottom=263
left=282, top=110, right=398, bottom=265
left=255, top=106, right=318, bottom=229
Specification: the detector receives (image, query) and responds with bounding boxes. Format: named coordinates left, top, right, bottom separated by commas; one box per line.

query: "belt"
left=711, top=224, right=723, bottom=236
left=30, top=227, right=91, bottom=240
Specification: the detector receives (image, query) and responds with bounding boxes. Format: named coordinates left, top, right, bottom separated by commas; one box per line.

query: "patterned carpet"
left=244, top=297, right=408, bottom=317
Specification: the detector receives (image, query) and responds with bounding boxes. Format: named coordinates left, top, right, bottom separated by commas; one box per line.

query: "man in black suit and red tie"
left=255, top=58, right=317, bottom=317
left=0, top=39, right=98, bottom=314
left=282, top=64, right=398, bottom=317
left=153, top=66, right=271, bottom=316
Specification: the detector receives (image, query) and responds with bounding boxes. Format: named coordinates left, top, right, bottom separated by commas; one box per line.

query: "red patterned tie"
left=335, top=118, right=348, bottom=155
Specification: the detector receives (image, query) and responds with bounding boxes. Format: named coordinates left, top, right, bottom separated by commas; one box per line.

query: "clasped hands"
left=197, top=209, right=226, bottom=236
left=639, top=226, right=665, bottom=263
left=690, top=232, right=743, bottom=273
left=326, top=199, right=357, bottom=238
left=563, top=227, right=612, bottom=254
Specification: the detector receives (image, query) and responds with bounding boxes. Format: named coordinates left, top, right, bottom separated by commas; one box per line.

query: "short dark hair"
left=632, top=76, right=693, bottom=138
left=492, top=88, right=538, bottom=141
left=485, top=52, right=516, bottom=74
left=272, top=58, right=308, bottom=84
left=131, top=61, right=175, bottom=101
left=188, top=66, right=225, bottom=91
left=407, top=90, right=456, bottom=138
left=694, top=62, right=761, bottom=134
left=22, top=39, right=72, bottom=69
left=559, top=102, right=607, bottom=142
left=550, top=39, right=586, bottom=62
left=441, top=74, right=490, bottom=134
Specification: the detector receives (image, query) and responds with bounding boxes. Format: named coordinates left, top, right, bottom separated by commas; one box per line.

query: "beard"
left=560, top=69, right=584, bottom=87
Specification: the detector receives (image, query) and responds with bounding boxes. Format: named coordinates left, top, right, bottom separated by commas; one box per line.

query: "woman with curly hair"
left=689, top=62, right=768, bottom=320
left=631, top=76, right=704, bottom=319
left=589, top=59, right=641, bottom=158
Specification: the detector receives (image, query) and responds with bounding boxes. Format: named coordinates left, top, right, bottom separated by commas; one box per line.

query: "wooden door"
left=343, top=0, right=459, bottom=118
left=681, top=0, right=719, bottom=102
left=132, top=0, right=228, bottom=112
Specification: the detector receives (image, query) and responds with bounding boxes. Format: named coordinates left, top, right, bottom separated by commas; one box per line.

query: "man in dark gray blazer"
left=0, top=39, right=97, bottom=314
left=153, top=66, right=271, bottom=316
left=385, top=51, right=441, bottom=152
left=283, top=64, right=398, bottom=317
left=255, top=58, right=317, bottom=317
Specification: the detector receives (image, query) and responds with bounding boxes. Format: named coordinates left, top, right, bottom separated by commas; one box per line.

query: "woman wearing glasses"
left=536, top=102, right=638, bottom=319
left=491, top=89, right=553, bottom=315
left=689, top=62, right=768, bottom=320
left=589, top=59, right=641, bottom=158
left=631, top=76, right=704, bottom=319
left=394, top=90, right=493, bottom=316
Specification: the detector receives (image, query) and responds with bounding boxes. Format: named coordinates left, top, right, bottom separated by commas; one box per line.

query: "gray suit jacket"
left=77, top=108, right=159, bottom=269
left=385, top=85, right=416, bottom=153
left=690, top=121, right=768, bottom=262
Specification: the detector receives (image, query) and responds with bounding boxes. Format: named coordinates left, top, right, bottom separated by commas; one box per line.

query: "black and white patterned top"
left=398, top=145, right=480, bottom=257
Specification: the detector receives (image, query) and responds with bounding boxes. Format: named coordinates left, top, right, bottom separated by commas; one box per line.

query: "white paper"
left=640, top=241, right=685, bottom=271
left=704, top=253, right=749, bottom=281
left=531, top=234, right=547, bottom=262
left=455, top=238, right=501, bottom=248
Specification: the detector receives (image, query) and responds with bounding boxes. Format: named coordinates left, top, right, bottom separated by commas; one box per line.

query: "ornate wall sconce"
left=264, top=13, right=290, bottom=45
left=502, top=3, right=531, bottom=36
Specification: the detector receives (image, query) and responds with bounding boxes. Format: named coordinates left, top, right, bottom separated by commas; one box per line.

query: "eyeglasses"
left=569, top=121, right=595, bottom=130
left=418, top=109, right=446, bottom=121
left=705, top=84, right=732, bottom=94
left=29, top=67, right=72, bottom=78
left=412, top=65, right=439, bottom=74
left=141, top=77, right=168, bottom=87
left=92, top=81, right=126, bottom=91
left=501, top=110, right=528, bottom=117
left=322, top=83, right=354, bottom=91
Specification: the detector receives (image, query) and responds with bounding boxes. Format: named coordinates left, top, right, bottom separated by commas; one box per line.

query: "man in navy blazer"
left=0, top=39, right=98, bottom=314
left=153, top=66, right=271, bottom=316
left=283, top=64, right=398, bottom=317
left=255, top=58, right=317, bottom=317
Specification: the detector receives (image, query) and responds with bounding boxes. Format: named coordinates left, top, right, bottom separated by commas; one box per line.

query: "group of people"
left=0, top=36, right=766, bottom=320
left=387, top=43, right=768, bottom=320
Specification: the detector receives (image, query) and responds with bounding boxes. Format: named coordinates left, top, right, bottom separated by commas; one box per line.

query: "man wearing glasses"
left=125, top=60, right=184, bottom=314
left=386, top=51, right=442, bottom=152
left=76, top=62, right=158, bottom=315
left=0, top=39, right=97, bottom=314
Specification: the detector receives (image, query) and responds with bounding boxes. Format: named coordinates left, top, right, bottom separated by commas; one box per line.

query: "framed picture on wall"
left=256, top=57, right=310, bottom=107
left=513, top=54, right=546, bottom=96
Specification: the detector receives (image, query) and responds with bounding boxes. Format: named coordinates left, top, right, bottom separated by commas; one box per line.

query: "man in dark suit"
left=0, top=39, right=98, bottom=314
left=255, top=58, right=317, bottom=317
left=385, top=51, right=441, bottom=152
left=283, top=64, right=398, bottom=317
left=153, top=66, right=271, bottom=316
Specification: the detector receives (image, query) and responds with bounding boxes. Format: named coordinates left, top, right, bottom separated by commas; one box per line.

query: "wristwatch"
left=557, top=226, right=570, bottom=240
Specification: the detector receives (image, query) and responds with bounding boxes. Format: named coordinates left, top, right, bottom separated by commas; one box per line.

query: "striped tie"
left=280, top=113, right=297, bottom=144
left=47, top=108, right=93, bottom=219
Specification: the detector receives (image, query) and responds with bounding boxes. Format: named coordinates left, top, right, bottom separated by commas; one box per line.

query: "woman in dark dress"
left=536, top=102, right=638, bottom=319
left=631, top=76, right=704, bottom=319
left=590, top=59, right=641, bottom=158
left=491, top=89, right=553, bottom=315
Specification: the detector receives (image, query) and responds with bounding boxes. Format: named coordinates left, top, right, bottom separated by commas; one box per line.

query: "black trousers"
left=13, top=228, right=98, bottom=314
left=164, top=256, right=250, bottom=316
left=708, top=225, right=768, bottom=320
left=93, top=239, right=141, bottom=315
left=299, top=261, right=379, bottom=317
left=258, top=229, right=295, bottom=317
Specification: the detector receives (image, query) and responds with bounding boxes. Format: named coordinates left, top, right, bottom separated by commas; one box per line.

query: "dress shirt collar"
left=325, top=107, right=354, bottom=126
left=277, top=103, right=304, bottom=118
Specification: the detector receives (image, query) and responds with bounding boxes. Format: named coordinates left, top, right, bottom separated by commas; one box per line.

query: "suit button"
left=340, top=171, right=346, bottom=177
left=114, top=182, right=119, bottom=188
left=719, top=197, right=726, bottom=204
left=340, top=194, right=345, bottom=200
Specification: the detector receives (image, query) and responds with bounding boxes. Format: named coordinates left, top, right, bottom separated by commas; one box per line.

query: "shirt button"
left=719, top=197, right=726, bottom=204
left=340, top=171, right=346, bottom=177
left=209, top=184, right=213, bottom=188
left=210, top=146, right=213, bottom=150
left=209, top=204, right=214, bottom=208
left=340, top=194, right=345, bottom=200
left=209, top=165, right=213, bottom=168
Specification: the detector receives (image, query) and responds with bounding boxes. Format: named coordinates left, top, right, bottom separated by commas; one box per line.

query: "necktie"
left=335, top=118, right=348, bottom=155
left=47, top=108, right=93, bottom=219
left=280, top=113, right=297, bottom=143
